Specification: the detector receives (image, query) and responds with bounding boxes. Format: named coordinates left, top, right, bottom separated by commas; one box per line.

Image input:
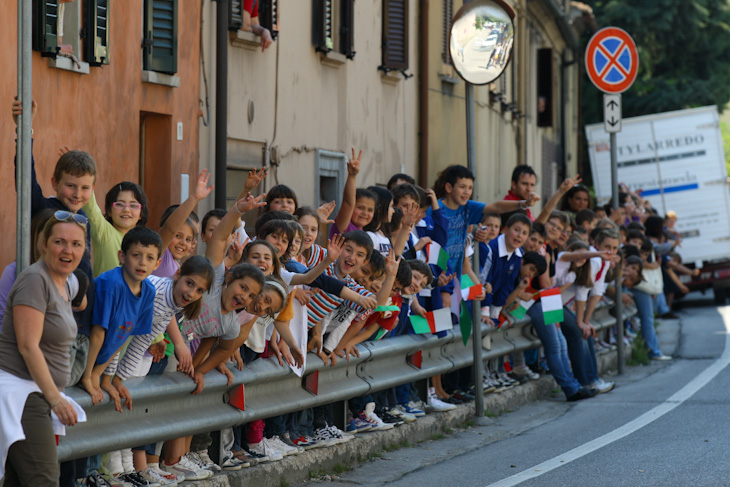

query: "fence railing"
left=58, top=302, right=635, bottom=461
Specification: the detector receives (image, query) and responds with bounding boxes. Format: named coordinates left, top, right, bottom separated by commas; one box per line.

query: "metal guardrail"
left=58, top=302, right=636, bottom=461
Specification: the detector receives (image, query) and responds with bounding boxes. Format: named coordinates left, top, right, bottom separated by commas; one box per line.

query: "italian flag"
left=410, top=308, right=452, bottom=334
left=510, top=299, right=535, bottom=320
left=540, top=288, right=564, bottom=324
left=426, top=242, right=450, bottom=271
left=460, top=275, right=483, bottom=301
left=373, top=327, right=389, bottom=340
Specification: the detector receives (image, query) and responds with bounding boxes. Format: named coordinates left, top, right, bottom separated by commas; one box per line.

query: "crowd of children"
left=3, top=100, right=691, bottom=487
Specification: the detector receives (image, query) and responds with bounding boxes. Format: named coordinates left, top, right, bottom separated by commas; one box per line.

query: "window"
left=380, top=0, right=408, bottom=72
left=313, top=0, right=355, bottom=59
left=143, top=0, right=178, bottom=75
left=230, top=0, right=279, bottom=39
left=33, top=0, right=60, bottom=57
left=537, top=48, right=553, bottom=127
left=315, top=150, right=347, bottom=215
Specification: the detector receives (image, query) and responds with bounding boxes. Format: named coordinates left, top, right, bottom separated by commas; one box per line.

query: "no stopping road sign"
left=585, top=27, right=638, bottom=94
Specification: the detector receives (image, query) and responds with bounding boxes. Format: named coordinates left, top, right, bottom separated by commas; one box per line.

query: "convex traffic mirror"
left=449, top=0, right=515, bottom=85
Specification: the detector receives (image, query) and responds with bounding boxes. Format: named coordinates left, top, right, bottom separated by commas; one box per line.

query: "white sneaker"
left=482, top=375, right=497, bottom=393
left=149, top=464, right=182, bottom=484
left=313, top=426, right=340, bottom=446
left=591, top=378, right=615, bottom=394
left=193, top=450, right=223, bottom=472
left=426, top=387, right=456, bottom=412
left=138, top=467, right=177, bottom=487
left=391, top=405, right=417, bottom=423
left=328, top=424, right=355, bottom=442
left=266, top=436, right=301, bottom=456
left=364, top=402, right=395, bottom=430
left=249, top=440, right=284, bottom=461
left=513, top=366, right=540, bottom=381
left=163, top=456, right=212, bottom=481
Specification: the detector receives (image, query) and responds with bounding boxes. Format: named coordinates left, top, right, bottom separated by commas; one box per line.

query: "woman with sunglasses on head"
left=83, top=181, right=150, bottom=277
left=0, top=211, right=89, bottom=486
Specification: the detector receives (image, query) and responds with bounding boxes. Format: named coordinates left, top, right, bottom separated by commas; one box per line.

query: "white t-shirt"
left=367, top=231, right=393, bottom=257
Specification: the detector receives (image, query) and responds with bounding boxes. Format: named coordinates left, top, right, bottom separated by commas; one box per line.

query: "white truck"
left=586, top=105, right=730, bottom=300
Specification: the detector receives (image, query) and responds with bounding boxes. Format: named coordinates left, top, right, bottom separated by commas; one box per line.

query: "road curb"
left=182, top=347, right=624, bottom=487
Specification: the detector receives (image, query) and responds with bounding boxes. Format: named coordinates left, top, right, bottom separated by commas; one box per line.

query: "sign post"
left=585, top=26, right=639, bottom=374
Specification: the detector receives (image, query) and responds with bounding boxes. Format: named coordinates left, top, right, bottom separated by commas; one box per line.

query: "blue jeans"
left=527, top=303, right=581, bottom=397
left=653, top=292, right=670, bottom=316
left=560, top=307, right=599, bottom=387
left=628, top=288, right=662, bottom=357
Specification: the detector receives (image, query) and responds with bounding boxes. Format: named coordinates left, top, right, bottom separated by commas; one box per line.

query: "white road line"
left=488, top=311, right=730, bottom=487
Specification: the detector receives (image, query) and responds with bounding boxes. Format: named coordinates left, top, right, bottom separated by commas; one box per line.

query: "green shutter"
left=33, top=0, right=60, bottom=57
left=313, top=0, right=333, bottom=53
left=143, top=0, right=178, bottom=75
left=85, top=0, right=110, bottom=65
left=381, top=0, right=408, bottom=71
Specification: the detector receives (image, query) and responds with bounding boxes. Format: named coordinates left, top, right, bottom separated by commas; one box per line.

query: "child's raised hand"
left=326, top=234, right=345, bottom=262
left=58, top=146, right=72, bottom=157
left=293, top=288, right=314, bottom=306
left=11, top=97, right=36, bottom=127
left=426, top=188, right=439, bottom=210
left=347, top=148, right=363, bottom=176
left=235, top=192, right=267, bottom=213
left=559, top=174, right=582, bottom=193
left=225, top=234, right=247, bottom=268
left=414, top=236, right=432, bottom=251
left=316, top=200, right=337, bottom=224
left=194, top=169, right=214, bottom=201
left=526, top=192, right=541, bottom=207
left=400, top=201, right=420, bottom=229
left=385, top=248, right=399, bottom=276
left=244, top=167, right=268, bottom=192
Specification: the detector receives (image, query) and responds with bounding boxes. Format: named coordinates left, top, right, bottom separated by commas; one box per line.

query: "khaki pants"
left=4, top=393, right=60, bottom=486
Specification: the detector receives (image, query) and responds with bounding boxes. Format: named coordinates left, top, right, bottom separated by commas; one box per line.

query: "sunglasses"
left=54, top=210, right=88, bottom=227
left=112, top=202, right=142, bottom=210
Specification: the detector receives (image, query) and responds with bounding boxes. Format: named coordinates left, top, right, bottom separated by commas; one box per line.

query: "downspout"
left=214, top=0, right=229, bottom=209
left=561, top=48, right=576, bottom=180
left=418, top=0, right=429, bottom=187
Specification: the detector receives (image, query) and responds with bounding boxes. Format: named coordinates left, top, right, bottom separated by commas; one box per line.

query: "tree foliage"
left=581, top=0, right=730, bottom=124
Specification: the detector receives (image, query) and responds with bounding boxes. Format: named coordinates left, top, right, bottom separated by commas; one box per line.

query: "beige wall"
left=425, top=0, right=580, bottom=208
left=199, top=0, right=419, bottom=219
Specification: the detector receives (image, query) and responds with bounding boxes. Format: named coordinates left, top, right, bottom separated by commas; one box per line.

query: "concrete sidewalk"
left=182, top=318, right=681, bottom=487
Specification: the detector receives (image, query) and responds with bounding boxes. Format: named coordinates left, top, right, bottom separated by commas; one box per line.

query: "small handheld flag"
left=460, top=275, right=483, bottom=301
left=540, top=288, right=564, bottom=324
left=410, top=308, right=452, bottom=334
left=426, top=242, right=450, bottom=271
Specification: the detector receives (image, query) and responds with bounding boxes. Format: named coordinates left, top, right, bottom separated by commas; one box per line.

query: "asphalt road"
left=301, top=299, right=730, bottom=487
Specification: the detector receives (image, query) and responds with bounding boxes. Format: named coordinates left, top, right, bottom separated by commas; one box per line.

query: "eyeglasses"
left=112, top=202, right=142, bottom=211
left=546, top=221, right=565, bottom=233
left=54, top=210, right=88, bottom=226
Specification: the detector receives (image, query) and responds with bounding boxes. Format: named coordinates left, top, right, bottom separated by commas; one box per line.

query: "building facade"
left=2, top=0, right=201, bottom=265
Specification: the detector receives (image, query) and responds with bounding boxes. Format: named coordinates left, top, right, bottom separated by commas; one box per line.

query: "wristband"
left=233, top=201, right=245, bottom=215
left=518, top=200, right=527, bottom=210
left=50, top=397, right=62, bottom=409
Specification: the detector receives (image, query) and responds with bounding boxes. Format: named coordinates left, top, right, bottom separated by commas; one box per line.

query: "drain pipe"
left=417, top=0, right=429, bottom=187
left=214, top=0, right=229, bottom=209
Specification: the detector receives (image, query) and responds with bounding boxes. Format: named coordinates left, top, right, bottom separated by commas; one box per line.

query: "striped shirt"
left=305, top=244, right=327, bottom=268
left=305, top=262, right=373, bottom=328
left=107, top=276, right=181, bottom=379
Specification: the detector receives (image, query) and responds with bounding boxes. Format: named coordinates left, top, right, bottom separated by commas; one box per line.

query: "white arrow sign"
left=604, top=94, right=621, bottom=133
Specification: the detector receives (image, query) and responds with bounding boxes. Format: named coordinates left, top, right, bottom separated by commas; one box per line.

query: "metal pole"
left=611, top=130, right=624, bottom=374
left=214, top=0, right=229, bottom=209
left=16, top=0, right=32, bottom=275
left=465, top=82, right=484, bottom=418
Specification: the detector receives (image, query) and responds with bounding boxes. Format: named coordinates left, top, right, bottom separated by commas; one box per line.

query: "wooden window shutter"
left=143, top=0, right=178, bottom=75
left=441, top=0, right=452, bottom=64
left=33, top=0, right=60, bottom=57
left=340, top=0, right=355, bottom=59
left=85, top=0, right=110, bottom=65
left=313, top=0, right=333, bottom=53
left=229, top=0, right=243, bottom=31
left=381, top=0, right=408, bottom=71
left=260, top=0, right=279, bottom=40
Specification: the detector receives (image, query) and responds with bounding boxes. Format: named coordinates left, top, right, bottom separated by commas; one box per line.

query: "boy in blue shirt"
left=81, top=227, right=162, bottom=405
left=429, top=165, right=539, bottom=309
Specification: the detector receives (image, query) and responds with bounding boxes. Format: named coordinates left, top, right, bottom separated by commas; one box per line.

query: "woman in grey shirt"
left=0, top=211, right=87, bottom=486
